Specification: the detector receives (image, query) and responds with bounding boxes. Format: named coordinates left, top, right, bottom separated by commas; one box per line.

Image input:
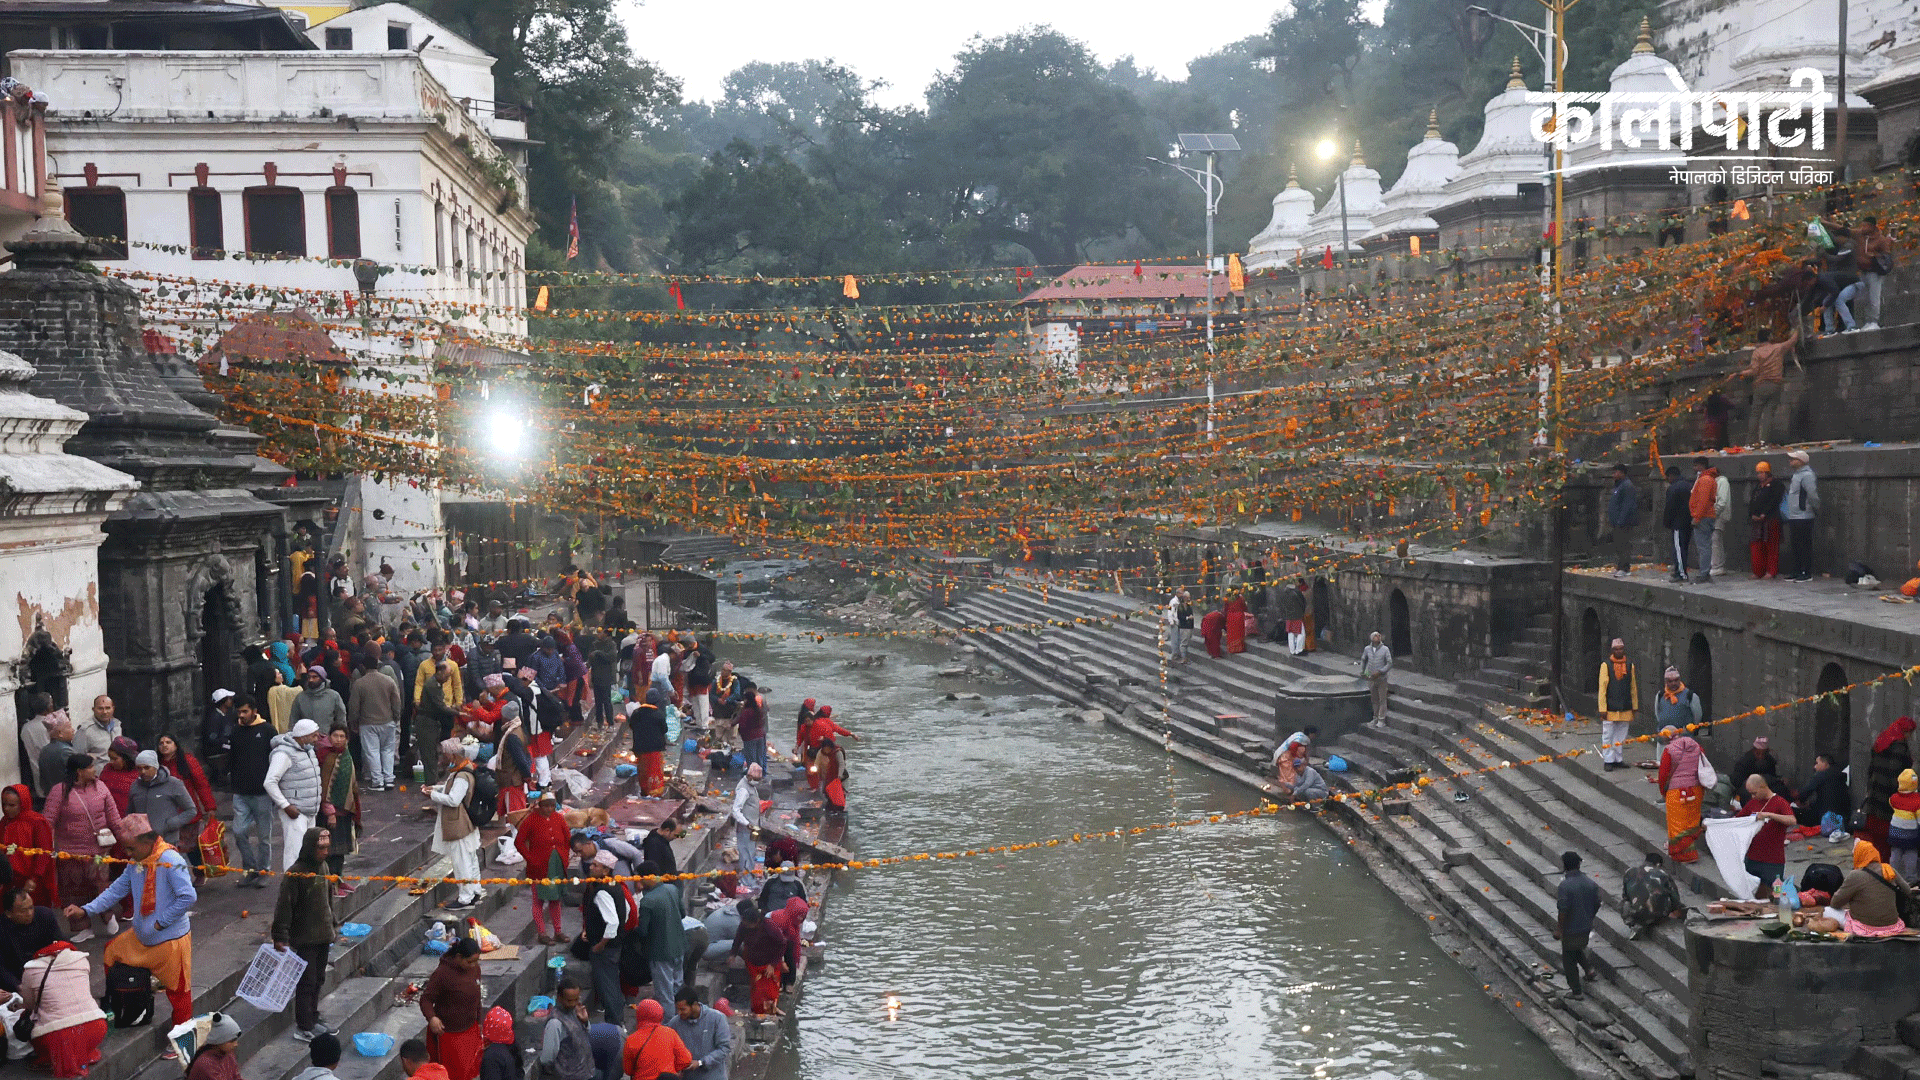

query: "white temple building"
left=1298, top=142, right=1383, bottom=259
left=1363, top=111, right=1460, bottom=250
left=1244, top=166, right=1316, bottom=270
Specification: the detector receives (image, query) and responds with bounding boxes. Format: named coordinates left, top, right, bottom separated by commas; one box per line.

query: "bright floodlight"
left=489, top=410, right=525, bottom=458
left=1314, top=137, right=1339, bottom=161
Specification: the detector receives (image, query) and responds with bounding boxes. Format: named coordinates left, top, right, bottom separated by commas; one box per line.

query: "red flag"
left=1132, top=260, right=1142, bottom=277
left=667, top=281, right=685, bottom=310
left=566, top=198, right=579, bottom=261
left=1543, top=221, right=1556, bottom=243
left=1321, top=245, right=1334, bottom=270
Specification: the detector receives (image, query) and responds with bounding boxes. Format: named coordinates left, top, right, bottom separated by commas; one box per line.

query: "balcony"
left=1, top=89, right=47, bottom=251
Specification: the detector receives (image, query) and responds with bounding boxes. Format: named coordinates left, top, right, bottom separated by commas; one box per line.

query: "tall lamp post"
left=1313, top=137, right=1354, bottom=268
left=1149, top=132, right=1239, bottom=437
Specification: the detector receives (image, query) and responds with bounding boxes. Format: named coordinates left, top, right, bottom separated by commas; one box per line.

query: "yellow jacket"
left=415, top=656, right=465, bottom=709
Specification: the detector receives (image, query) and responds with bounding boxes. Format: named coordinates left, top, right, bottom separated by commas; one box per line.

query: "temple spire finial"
left=1425, top=107, right=1441, bottom=140
left=1632, top=16, right=1655, bottom=54
left=1507, top=56, right=1526, bottom=90
left=1350, top=139, right=1365, bottom=167
left=1285, top=163, right=1300, bottom=189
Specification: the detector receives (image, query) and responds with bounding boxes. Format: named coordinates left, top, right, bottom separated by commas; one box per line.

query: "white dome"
left=1434, top=59, right=1547, bottom=208
left=1245, top=167, right=1319, bottom=270
left=1300, top=143, right=1384, bottom=253
left=1566, top=21, right=1691, bottom=171
left=1366, top=112, right=1461, bottom=240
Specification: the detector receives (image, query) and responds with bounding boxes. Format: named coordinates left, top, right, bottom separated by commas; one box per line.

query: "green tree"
left=915, top=28, right=1161, bottom=267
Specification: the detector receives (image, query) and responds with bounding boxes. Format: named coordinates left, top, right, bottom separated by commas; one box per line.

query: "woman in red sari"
left=0, top=785, right=54, bottom=907
left=1223, top=594, right=1248, bottom=654
left=1199, top=607, right=1227, bottom=659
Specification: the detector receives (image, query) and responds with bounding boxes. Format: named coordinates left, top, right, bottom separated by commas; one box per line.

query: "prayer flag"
left=668, top=281, right=685, bottom=310
left=1226, top=253, right=1245, bottom=292
left=533, top=286, right=549, bottom=312
left=842, top=275, right=859, bottom=300
left=1731, top=199, right=1750, bottom=221
left=566, top=198, right=579, bottom=261
left=1321, top=245, right=1334, bottom=270
left=1409, top=236, right=1421, bottom=256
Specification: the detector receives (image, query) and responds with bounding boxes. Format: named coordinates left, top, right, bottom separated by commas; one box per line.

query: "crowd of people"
left=0, top=560, right=862, bottom=1080
left=1161, top=565, right=1329, bottom=666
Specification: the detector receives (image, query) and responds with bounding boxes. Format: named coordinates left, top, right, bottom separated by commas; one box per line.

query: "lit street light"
left=1148, top=132, right=1239, bottom=437
left=1313, top=137, right=1353, bottom=270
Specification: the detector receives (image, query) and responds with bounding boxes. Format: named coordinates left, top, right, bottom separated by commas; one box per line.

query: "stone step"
left=1854, top=1044, right=1920, bottom=1080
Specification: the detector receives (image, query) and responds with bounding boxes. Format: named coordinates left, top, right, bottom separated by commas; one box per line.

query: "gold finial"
left=1632, top=16, right=1655, bottom=54
left=1425, top=108, right=1441, bottom=140
left=1350, top=139, right=1365, bottom=167
left=1507, top=56, right=1526, bottom=90
left=1285, top=163, right=1300, bottom=190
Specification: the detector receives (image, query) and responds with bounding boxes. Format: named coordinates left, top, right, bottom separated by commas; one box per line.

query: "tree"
left=411, top=0, right=679, bottom=270
left=915, top=28, right=1161, bottom=267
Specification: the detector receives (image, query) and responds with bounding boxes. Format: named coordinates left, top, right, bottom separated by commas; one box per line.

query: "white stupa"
left=1299, top=141, right=1383, bottom=256
left=1564, top=20, right=1690, bottom=175
left=1433, top=59, right=1548, bottom=209
left=1245, top=165, right=1317, bottom=271
left=1365, top=110, right=1461, bottom=243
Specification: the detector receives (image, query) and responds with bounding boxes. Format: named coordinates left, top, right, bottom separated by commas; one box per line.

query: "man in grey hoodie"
left=128, top=751, right=197, bottom=843
left=295, top=1032, right=344, bottom=1080
left=294, top=668, right=348, bottom=733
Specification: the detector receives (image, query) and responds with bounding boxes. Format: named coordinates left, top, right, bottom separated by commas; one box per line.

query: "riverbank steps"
left=142, top=718, right=630, bottom=1080
left=932, top=579, right=1885, bottom=1080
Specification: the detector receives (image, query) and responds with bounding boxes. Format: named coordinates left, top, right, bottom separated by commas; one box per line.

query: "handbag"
left=199, top=818, right=230, bottom=879
left=1872, top=252, right=1894, bottom=274
left=14, top=951, right=56, bottom=1043
left=1696, top=756, right=1719, bottom=790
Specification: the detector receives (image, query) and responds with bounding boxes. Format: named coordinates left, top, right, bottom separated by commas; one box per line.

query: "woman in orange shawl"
left=621, top=1000, right=691, bottom=1080
left=1655, top=726, right=1705, bottom=863
left=0, top=785, right=54, bottom=907
left=1223, top=593, right=1248, bottom=654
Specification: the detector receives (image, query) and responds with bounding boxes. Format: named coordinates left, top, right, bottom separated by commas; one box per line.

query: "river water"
left=714, top=594, right=1572, bottom=1080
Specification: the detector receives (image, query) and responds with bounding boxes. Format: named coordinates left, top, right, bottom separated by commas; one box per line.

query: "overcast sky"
left=618, top=1, right=1286, bottom=108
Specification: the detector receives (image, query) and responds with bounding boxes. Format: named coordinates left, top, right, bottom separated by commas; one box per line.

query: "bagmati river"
left=713, top=591, right=1572, bottom=1080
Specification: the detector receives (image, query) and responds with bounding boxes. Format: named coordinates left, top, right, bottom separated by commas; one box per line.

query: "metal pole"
left=1337, top=170, right=1351, bottom=269
left=1551, top=0, right=1565, bottom=456
left=1836, top=0, right=1849, bottom=183
left=1204, top=150, right=1216, bottom=437
left=1549, top=494, right=1565, bottom=710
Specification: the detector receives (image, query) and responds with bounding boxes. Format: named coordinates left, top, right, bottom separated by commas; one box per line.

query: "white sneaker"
left=1863, top=322, right=1880, bottom=330
left=69, top=928, right=94, bottom=944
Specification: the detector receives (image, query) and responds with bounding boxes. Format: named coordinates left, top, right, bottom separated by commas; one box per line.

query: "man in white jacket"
left=264, top=719, right=324, bottom=870
left=1711, top=466, right=1733, bottom=578
left=732, top=764, right=762, bottom=877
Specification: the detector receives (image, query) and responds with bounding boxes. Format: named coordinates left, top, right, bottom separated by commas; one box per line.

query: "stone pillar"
left=1687, top=919, right=1920, bottom=1078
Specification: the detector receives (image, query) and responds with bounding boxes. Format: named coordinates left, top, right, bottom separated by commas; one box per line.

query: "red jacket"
left=513, top=808, right=572, bottom=879
left=1689, top=469, right=1719, bottom=523
left=802, top=716, right=853, bottom=751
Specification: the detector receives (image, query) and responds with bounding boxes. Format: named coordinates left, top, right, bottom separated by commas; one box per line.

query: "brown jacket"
left=438, top=762, right=476, bottom=842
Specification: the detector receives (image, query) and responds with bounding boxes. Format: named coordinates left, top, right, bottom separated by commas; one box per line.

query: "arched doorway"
left=1687, top=633, right=1714, bottom=724
left=1389, top=589, right=1412, bottom=657
left=1579, top=608, right=1603, bottom=694
left=1311, top=578, right=1331, bottom=646
left=199, top=584, right=242, bottom=714
left=1813, top=662, right=1850, bottom=763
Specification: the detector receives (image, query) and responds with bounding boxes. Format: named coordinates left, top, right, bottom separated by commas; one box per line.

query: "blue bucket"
left=1326, top=755, right=1350, bottom=773
left=353, top=1033, right=395, bottom=1057
left=683, top=739, right=700, bottom=753
left=340, top=922, right=372, bottom=938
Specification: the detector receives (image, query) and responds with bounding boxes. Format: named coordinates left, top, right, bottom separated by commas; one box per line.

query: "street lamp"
left=1313, top=137, right=1354, bottom=268
left=1148, top=132, right=1239, bottom=438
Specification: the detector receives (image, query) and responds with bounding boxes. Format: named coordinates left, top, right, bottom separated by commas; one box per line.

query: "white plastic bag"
left=495, top=833, right=524, bottom=867
left=0, top=998, right=30, bottom=1062
left=550, top=768, right=593, bottom=799
left=1705, top=815, right=1763, bottom=900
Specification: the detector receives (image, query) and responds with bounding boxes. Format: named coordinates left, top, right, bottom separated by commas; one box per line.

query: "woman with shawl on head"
left=1830, top=838, right=1913, bottom=937
left=1864, top=716, right=1917, bottom=857
left=17, top=941, right=108, bottom=1076
left=268, top=640, right=298, bottom=687
left=765, top=895, right=810, bottom=992
left=620, top=999, right=691, bottom=1080
left=318, top=723, right=360, bottom=898
left=0, top=785, right=55, bottom=907
left=1656, top=725, right=1706, bottom=863
left=478, top=1006, right=523, bottom=1080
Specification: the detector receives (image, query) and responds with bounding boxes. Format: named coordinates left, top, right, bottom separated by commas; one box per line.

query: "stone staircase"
left=935, top=581, right=1723, bottom=1080
left=117, top=724, right=639, bottom=1080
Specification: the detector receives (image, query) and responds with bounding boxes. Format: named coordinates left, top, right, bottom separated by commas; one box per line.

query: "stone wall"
left=1329, top=553, right=1553, bottom=676
left=1686, top=921, right=1920, bottom=1079
left=1559, top=573, right=1920, bottom=790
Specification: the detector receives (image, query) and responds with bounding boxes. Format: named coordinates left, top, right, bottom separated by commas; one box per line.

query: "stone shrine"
left=0, top=200, right=283, bottom=749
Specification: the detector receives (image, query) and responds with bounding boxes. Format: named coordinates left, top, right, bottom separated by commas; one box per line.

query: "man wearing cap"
left=295, top=667, right=349, bottom=735
left=129, top=751, right=197, bottom=847
left=1748, top=461, right=1785, bottom=579
left=265, top=719, right=325, bottom=871
left=580, top=849, right=636, bottom=1024
left=427, top=740, right=484, bottom=910
left=733, top=760, right=765, bottom=866
left=349, top=653, right=404, bottom=791
left=1783, top=449, right=1820, bottom=581
left=1596, top=639, right=1640, bottom=771
left=68, top=814, right=198, bottom=1027
left=1731, top=736, right=1790, bottom=799
left=203, top=688, right=238, bottom=781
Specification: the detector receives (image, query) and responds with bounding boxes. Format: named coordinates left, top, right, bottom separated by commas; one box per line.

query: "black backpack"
left=104, top=962, right=153, bottom=1028
left=466, top=768, right=499, bottom=828
left=1801, top=862, right=1845, bottom=895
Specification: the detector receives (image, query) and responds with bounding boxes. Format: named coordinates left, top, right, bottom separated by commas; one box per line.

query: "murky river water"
left=714, top=593, right=1571, bottom=1080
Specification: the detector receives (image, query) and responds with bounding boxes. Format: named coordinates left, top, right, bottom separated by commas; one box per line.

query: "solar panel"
left=1177, top=133, right=1241, bottom=152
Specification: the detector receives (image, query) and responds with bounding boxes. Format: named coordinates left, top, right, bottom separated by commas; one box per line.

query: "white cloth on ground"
left=1704, top=815, right=1763, bottom=900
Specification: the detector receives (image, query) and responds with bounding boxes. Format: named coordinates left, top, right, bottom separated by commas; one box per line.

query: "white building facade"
left=9, top=8, right=533, bottom=592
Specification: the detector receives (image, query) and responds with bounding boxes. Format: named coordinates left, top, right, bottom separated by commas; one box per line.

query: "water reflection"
left=714, top=599, right=1571, bottom=1079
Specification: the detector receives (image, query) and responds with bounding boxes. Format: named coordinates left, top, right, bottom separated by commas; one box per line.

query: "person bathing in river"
left=796, top=706, right=856, bottom=790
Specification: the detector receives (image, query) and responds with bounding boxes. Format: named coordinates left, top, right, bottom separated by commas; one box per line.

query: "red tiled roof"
left=1019, top=264, right=1225, bottom=303
left=203, top=308, right=347, bottom=367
